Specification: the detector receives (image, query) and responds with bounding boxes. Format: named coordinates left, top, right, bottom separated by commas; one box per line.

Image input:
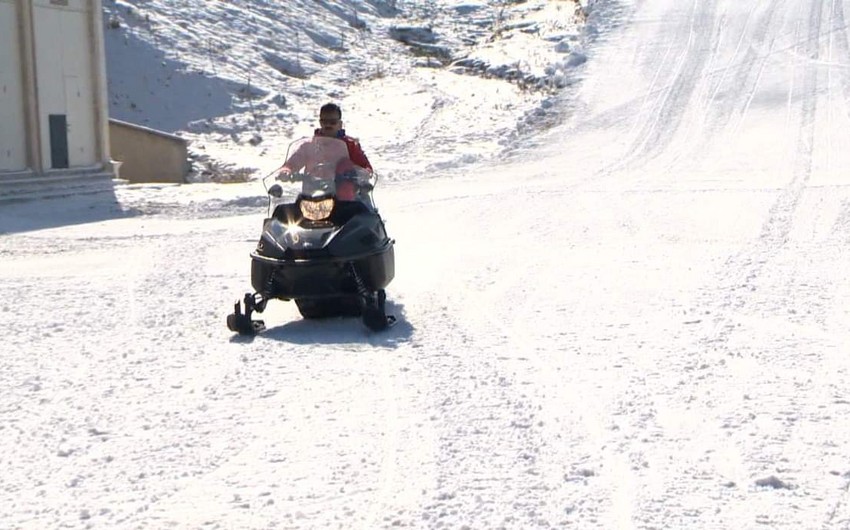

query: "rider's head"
left=318, top=103, right=343, bottom=137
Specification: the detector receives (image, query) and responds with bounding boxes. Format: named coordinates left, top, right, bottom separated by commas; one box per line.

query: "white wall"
left=33, top=0, right=97, bottom=168
left=0, top=0, right=28, bottom=171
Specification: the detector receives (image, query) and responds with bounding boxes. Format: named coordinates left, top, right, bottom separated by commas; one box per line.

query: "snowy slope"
left=103, top=0, right=592, bottom=179
left=3, top=0, right=850, bottom=529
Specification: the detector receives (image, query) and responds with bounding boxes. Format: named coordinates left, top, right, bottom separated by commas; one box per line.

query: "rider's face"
left=319, top=113, right=342, bottom=136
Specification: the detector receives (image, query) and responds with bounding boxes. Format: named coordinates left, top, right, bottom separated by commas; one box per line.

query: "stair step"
left=0, top=170, right=126, bottom=203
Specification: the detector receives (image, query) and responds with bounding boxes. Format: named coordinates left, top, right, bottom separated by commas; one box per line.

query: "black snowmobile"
left=227, top=136, right=395, bottom=335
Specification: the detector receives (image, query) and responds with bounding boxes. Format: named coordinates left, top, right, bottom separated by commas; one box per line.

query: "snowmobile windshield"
left=281, top=136, right=374, bottom=199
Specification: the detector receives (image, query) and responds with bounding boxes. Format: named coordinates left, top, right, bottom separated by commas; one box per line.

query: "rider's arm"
left=279, top=145, right=308, bottom=178
left=346, top=138, right=373, bottom=173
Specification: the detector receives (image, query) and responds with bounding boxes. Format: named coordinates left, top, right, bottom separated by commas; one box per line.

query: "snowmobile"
left=227, top=136, right=395, bottom=335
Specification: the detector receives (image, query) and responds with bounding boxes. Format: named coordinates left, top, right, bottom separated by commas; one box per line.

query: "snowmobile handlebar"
left=260, top=168, right=308, bottom=196
left=262, top=165, right=377, bottom=201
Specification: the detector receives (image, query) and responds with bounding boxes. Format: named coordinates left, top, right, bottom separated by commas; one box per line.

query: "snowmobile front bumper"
left=250, top=241, right=394, bottom=300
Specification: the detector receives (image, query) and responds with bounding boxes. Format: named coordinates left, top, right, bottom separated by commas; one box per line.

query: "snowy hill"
left=103, top=0, right=593, bottom=179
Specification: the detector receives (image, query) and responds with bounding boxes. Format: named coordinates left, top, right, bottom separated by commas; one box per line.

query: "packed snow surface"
left=3, top=0, right=850, bottom=529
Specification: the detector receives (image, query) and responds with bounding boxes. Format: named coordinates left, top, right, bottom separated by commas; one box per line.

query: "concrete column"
left=89, top=0, right=112, bottom=171
left=17, top=0, right=42, bottom=172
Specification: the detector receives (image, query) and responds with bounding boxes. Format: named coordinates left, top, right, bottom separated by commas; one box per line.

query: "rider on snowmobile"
left=277, top=102, right=373, bottom=180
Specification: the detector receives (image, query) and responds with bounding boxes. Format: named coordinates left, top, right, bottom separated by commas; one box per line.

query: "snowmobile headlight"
left=299, top=197, right=334, bottom=221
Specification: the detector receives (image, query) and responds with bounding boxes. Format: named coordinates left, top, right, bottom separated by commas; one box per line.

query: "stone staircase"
left=0, top=167, right=127, bottom=203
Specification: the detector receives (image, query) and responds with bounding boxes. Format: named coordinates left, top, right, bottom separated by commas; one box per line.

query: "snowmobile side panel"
left=326, top=213, right=389, bottom=257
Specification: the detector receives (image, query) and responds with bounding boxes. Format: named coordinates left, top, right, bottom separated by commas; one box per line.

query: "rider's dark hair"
left=320, top=102, right=342, bottom=118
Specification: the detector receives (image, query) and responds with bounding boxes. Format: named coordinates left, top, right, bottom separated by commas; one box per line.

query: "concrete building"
left=0, top=0, right=113, bottom=197
left=109, top=118, right=189, bottom=184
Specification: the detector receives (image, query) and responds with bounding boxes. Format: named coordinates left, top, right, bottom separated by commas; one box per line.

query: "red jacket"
left=315, top=129, right=373, bottom=172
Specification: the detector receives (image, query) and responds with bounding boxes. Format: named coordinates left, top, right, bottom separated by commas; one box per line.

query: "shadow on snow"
left=0, top=191, right=140, bottom=235
left=228, top=301, right=413, bottom=347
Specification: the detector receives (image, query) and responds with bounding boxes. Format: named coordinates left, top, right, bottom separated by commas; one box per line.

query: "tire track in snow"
left=630, top=3, right=840, bottom=527
left=822, top=0, right=850, bottom=247
left=694, top=0, right=821, bottom=350
left=110, top=228, right=414, bottom=529
left=90, top=227, right=346, bottom=528
left=135, top=346, right=408, bottom=529
left=103, top=231, right=254, bottom=527
left=482, top=258, right=659, bottom=528
left=826, top=0, right=850, bottom=108
left=656, top=0, right=763, bottom=172
left=590, top=2, right=832, bottom=527
left=414, top=291, right=563, bottom=527
left=754, top=0, right=820, bottom=254
left=608, top=0, right=717, bottom=171
left=827, top=473, right=850, bottom=529
left=822, top=2, right=850, bottom=526
left=685, top=0, right=785, bottom=161
left=394, top=192, right=583, bottom=528
left=402, top=189, right=691, bottom=527
left=0, top=226, right=240, bottom=528
left=692, top=0, right=822, bottom=375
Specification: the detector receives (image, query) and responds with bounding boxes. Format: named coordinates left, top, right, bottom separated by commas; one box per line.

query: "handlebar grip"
left=280, top=172, right=305, bottom=182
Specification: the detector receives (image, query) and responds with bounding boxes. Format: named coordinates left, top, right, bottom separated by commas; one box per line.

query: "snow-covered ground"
left=3, top=0, right=850, bottom=529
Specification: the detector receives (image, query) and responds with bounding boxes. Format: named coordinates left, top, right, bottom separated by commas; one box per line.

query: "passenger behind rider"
left=277, top=102, right=373, bottom=182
